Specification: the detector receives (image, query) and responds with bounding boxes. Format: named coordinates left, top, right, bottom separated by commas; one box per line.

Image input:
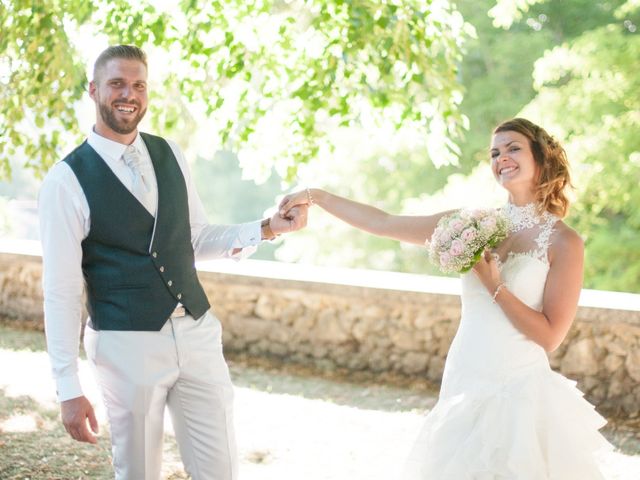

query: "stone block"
left=254, top=294, right=280, bottom=321
left=267, top=342, right=289, bottom=356
left=389, top=328, right=424, bottom=351
left=427, top=356, right=445, bottom=382
left=608, top=378, right=628, bottom=398
left=293, top=313, right=316, bottom=334
left=560, top=338, right=600, bottom=376
left=413, top=312, right=437, bottom=330
left=231, top=316, right=272, bottom=343
left=625, top=348, right=640, bottom=382
left=365, top=349, right=391, bottom=372
left=604, top=353, right=625, bottom=373
left=401, top=352, right=429, bottom=374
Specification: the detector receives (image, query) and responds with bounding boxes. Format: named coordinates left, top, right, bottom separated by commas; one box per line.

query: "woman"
left=279, top=118, right=611, bottom=478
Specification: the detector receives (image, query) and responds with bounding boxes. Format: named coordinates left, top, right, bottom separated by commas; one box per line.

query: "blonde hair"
left=494, top=118, right=571, bottom=218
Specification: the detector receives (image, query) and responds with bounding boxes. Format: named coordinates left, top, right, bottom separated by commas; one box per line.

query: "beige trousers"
left=84, top=312, right=238, bottom=480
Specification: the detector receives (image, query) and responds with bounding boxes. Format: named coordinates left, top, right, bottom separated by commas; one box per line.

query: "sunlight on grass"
left=1, top=414, right=38, bottom=433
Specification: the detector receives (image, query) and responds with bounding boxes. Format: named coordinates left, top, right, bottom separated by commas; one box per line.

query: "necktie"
left=122, top=145, right=155, bottom=214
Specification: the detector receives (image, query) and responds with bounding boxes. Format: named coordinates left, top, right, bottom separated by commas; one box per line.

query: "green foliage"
left=522, top=16, right=640, bottom=291
left=190, top=150, right=281, bottom=260
left=489, top=0, right=547, bottom=28
left=0, top=0, right=472, bottom=180
left=455, top=0, right=553, bottom=173
left=456, top=0, right=630, bottom=174
left=583, top=218, right=640, bottom=292
left=0, top=0, right=90, bottom=177
left=275, top=0, right=640, bottom=293
left=462, top=0, right=640, bottom=292
left=2, top=0, right=638, bottom=293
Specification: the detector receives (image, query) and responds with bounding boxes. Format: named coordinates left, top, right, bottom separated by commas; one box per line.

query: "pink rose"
left=461, top=227, right=477, bottom=243
left=440, top=252, right=452, bottom=267
left=450, top=219, right=465, bottom=233
left=438, top=228, right=453, bottom=243
left=449, top=239, right=464, bottom=256
left=480, top=216, right=497, bottom=231
left=471, top=209, right=485, bottom=219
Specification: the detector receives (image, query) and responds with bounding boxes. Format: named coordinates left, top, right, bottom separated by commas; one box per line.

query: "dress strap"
left=532, top=214, right=559, bottom=262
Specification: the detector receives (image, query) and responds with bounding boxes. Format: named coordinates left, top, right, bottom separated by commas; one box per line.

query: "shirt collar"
left=87, top=128, right=147, bottom=164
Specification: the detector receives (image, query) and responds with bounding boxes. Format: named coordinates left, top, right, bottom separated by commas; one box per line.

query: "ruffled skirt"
left=401, top=365, right=612, bottom=479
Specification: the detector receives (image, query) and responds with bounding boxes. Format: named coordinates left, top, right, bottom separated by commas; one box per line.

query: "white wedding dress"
left=402, top=204, right=612, bottom=480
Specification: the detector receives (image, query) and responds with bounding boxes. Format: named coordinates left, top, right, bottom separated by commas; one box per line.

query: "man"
left=38, top=45, right=307, bottom=480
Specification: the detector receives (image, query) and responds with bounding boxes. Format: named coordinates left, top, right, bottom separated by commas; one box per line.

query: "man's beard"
left=98, top=98, right=146, bottom=135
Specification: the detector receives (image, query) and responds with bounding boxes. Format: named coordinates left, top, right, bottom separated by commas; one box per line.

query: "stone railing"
left=1, top=241, right=639, bottom=417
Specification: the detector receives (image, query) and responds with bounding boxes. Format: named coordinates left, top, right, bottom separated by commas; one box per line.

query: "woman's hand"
left=279, top=189, right=315, bottom=217
left=473, top=249, right=502, bottom=295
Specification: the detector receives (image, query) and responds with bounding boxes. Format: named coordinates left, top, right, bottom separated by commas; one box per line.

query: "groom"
left=38, top=45, right=307, bottom=480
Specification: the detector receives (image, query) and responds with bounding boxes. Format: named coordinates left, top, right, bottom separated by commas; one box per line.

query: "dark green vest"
left=63, top=132, right=210, bottom=331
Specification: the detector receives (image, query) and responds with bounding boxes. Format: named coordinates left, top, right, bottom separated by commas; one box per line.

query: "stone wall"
left=1, top=248, right=639, bottom=417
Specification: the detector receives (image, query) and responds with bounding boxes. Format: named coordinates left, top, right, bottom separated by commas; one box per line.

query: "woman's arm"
left=473, top=224, right=584, bottom=352
left=279, top=188, right=452, bottom=245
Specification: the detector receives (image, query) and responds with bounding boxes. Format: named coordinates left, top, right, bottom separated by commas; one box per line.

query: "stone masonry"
left=1, top=251, right=639, bottom=417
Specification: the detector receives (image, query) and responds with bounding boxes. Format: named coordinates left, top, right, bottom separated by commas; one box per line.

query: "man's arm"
left=167, top=140, right=306, bottom=260
left=39, top=165, right=98, bottom=443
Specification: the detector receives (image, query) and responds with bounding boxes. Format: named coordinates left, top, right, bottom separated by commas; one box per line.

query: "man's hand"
left=61, top=396, right=99, bottom=444
left=270, top=205, right=309, bottom=235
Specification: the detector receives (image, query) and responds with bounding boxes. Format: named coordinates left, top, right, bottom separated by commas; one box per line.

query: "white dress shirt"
left=39, top=130, right=263, bottom=402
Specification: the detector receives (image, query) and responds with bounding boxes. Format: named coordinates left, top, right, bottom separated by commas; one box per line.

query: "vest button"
left=177, top=293, right=182, bottom=300
left=152, top=252, right=158, bottom=258
left=160, top=266, right=165, bottom=272
left=168, top=280, right=173, bottom=286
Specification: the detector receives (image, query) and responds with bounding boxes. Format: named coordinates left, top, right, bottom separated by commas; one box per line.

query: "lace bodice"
left=493, top=203, right=559, bottom=268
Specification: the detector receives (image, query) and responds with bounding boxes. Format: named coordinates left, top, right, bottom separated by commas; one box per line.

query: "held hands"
left=269, top=204, right=309, bottom=235
left=61, top=395, right=99, bottom=444
left=278, top=188, right=314, bottom=217
left=267, top=188, right=316, bottom=236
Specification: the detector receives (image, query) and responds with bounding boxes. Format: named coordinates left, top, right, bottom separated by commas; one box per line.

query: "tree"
left=488, top=0, right=640, bottom=291
left=275, top=0, right=640, bottom=291
left=0, top=0, right=472, bottom=179
left=521, top=12, right=640, bottom=291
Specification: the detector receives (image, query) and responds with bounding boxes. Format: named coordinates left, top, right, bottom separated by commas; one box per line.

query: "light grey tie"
left=122, top=145, right=155, bottom=214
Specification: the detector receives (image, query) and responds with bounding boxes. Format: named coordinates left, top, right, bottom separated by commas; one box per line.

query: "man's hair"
left=93, top=45, right=147, bottom=81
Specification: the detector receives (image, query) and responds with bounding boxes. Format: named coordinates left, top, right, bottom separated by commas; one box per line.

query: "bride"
left=279, top=118, right=611, bottom=478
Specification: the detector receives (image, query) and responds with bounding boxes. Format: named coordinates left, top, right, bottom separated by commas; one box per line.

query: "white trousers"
left=84, top=312, right=238, bottom=480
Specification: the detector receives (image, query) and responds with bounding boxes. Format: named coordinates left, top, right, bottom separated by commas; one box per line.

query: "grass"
left=0, top=323, right=47, bottom=351
left=0, top=390, right=113, bottom=479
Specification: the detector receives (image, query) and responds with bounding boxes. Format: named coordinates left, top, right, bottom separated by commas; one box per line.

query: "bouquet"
left=426, top=208, right=510, bottom=274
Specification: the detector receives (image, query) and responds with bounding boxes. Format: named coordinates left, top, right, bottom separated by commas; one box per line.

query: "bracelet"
left=492, top=282, right=506, bottom=303
left=306, top=188, right=314, bottom=206
left=260, top=218, right=277, bottom=241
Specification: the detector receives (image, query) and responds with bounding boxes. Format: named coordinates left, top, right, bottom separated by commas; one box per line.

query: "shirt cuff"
left=56, top=375, right=83, bottom=402
left=240, top=220, right=263, bottom=246
left=229, top=245, right=258, bottom=260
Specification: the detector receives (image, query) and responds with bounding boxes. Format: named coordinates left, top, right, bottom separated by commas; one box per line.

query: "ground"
left=0, top=324, right=639, bottom=479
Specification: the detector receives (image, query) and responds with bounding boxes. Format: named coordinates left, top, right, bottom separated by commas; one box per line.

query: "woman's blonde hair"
left=494, top=118, right=572, bottom=218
